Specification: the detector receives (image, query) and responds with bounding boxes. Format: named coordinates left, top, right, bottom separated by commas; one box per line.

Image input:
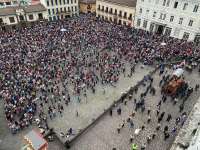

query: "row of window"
left=0, top=14, right=43, bottom=24
left=141, top=0, right=199, bottom=13
left=47, top=0, right=76, bottom=6
left=97, top=14, right=132, bottom=26
left=139, top=8, right=195, bottom=27
left=173, top=1, right=199, bottom=12
left=48, top=6, right=77, bottom=15
left=136, top=18, right=192, bottom=40
left=97, top=5, right=132, bottom=19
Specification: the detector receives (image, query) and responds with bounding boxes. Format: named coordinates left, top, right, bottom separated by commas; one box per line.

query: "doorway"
left=157, top=25, right=164, bottom=35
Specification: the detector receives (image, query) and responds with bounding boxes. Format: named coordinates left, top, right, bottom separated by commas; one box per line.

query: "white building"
left=40, top=0, right=79, bottom=21
left=96, top=0, right=136, bottom=27
left=0, top=3, right=48, bottom=30
left=135, top=0, right=200, bottom=42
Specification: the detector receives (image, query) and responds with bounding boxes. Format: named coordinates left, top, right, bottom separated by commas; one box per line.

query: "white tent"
left=173, top=68, right=184, bottom=77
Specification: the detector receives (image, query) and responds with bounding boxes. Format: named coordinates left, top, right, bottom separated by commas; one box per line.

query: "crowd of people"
left=0, top=14, right=199, bottom=134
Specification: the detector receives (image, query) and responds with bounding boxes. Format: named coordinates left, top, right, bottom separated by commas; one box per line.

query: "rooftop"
left=80, top=0, right=96, bottom=4
left=0, top=3, right=46, bottom=16
left=98, top=0, right=136, bottom=7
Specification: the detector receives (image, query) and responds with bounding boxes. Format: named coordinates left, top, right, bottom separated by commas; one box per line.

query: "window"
left=19, top=15, right=24, bottom=21
left=9, top=17, right=15, bottom=23
left=55, top=0, right=58, bottom=5
left=119, top=10, right=122, bottom=17
left=188, top=20, right=193, bottom=26
left=153, top=11, right=156, bottom=17
left=143, top=20, right=148, bottom=28
left=159, top=13, right=162, bottom=19
left=163, top=14, right=166, bottom=20
left=105, top=7, right=108, bottom=12
left=48, top=9, right=51, bottom=15
left=29, top=14, right=34, bottom=20
left=139, top=8, right=142, bottom=13
left=71, top=6, right=73, bottom=11
left=149, top=23, right=154, bottom=32
left=52, top=9, right=55, bottom=14
left=170, top=16, right=174, bottom=22
left=159, top=13, right=166, bottom=20
left=163, top=0, right=166, bottom=6
left=75, top=0, right=76, bottom=3
left=128, top=14, right=132, bottom=20
left=51, top=0, right=54, bottom=5
left=164, top=27, right=172, bottom=36
left=193, top=5, right=199, bottom=12
left=5, top=2, right=11, bottom=5
left=59, top=0, right=62, bottom=5
left=71, top=0, right=73, bottom=3
left=38, top=13, right=43, bottom=20
left=0, top=18, right=3, bottom=24
left=174, top=1, right=178, bottom=8
left=183, top=3, right=188, bottom=10
left=137, top=18, right=141, bottom=27
left=166, top=0, right=170, bottom=6
left=146, top=9, right=149, bottom=13
left=75, top=6, right=77, bottom=11
left=68, top=7, right=70, bottom=11
left=114, top=9, right=117, bottom=15
left=124, top=12, right=127, bottom=18
left=56, top=8, right=59, bottom=13
left=110, top=8, right=113, bottom=14
left=60, top=8, right=62, bottom=12
left=47, top=0, right=49, bottom=6
left=183, top=32, right=189, bottom=40
left=63, top=0, right=65, bottom=4
left=179, top=18, right=183, bottom=24
left=64, top=7, right=66, bottom=12
left=194, top=34, right=200, bottom=44
left=67, top=0, right=69, bottom=3
left=102, top=6, right=104, bottom=11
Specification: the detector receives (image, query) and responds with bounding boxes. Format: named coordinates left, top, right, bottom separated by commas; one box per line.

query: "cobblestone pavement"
left=70, top=68, right=200, bottom=150
left=0, top=64, right=153, bottom=150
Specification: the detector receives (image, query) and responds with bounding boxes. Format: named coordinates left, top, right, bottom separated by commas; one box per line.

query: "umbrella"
left=161, top=42, right=167, bottom=46
left=132, top=144, right=138, bottom=150
left=60, top=28, right=67, bottom=32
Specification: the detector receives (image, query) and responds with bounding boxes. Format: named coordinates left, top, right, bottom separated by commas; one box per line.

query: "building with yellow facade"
left=79, top=0, right=95, bottom=13
left=96, top=0, right=136, bottom=27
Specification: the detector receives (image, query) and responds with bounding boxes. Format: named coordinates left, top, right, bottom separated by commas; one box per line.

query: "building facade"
left=0, top=4, right=48, bottom=30
left=40, top=0, right=79, bottom=21
left=96, top=0, right=136, bottom=27
left=135, top=0, right=200, bottom=42
left=0, top=0, right=18, bottom=8
left=79, top=0, right=96, bottom=13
